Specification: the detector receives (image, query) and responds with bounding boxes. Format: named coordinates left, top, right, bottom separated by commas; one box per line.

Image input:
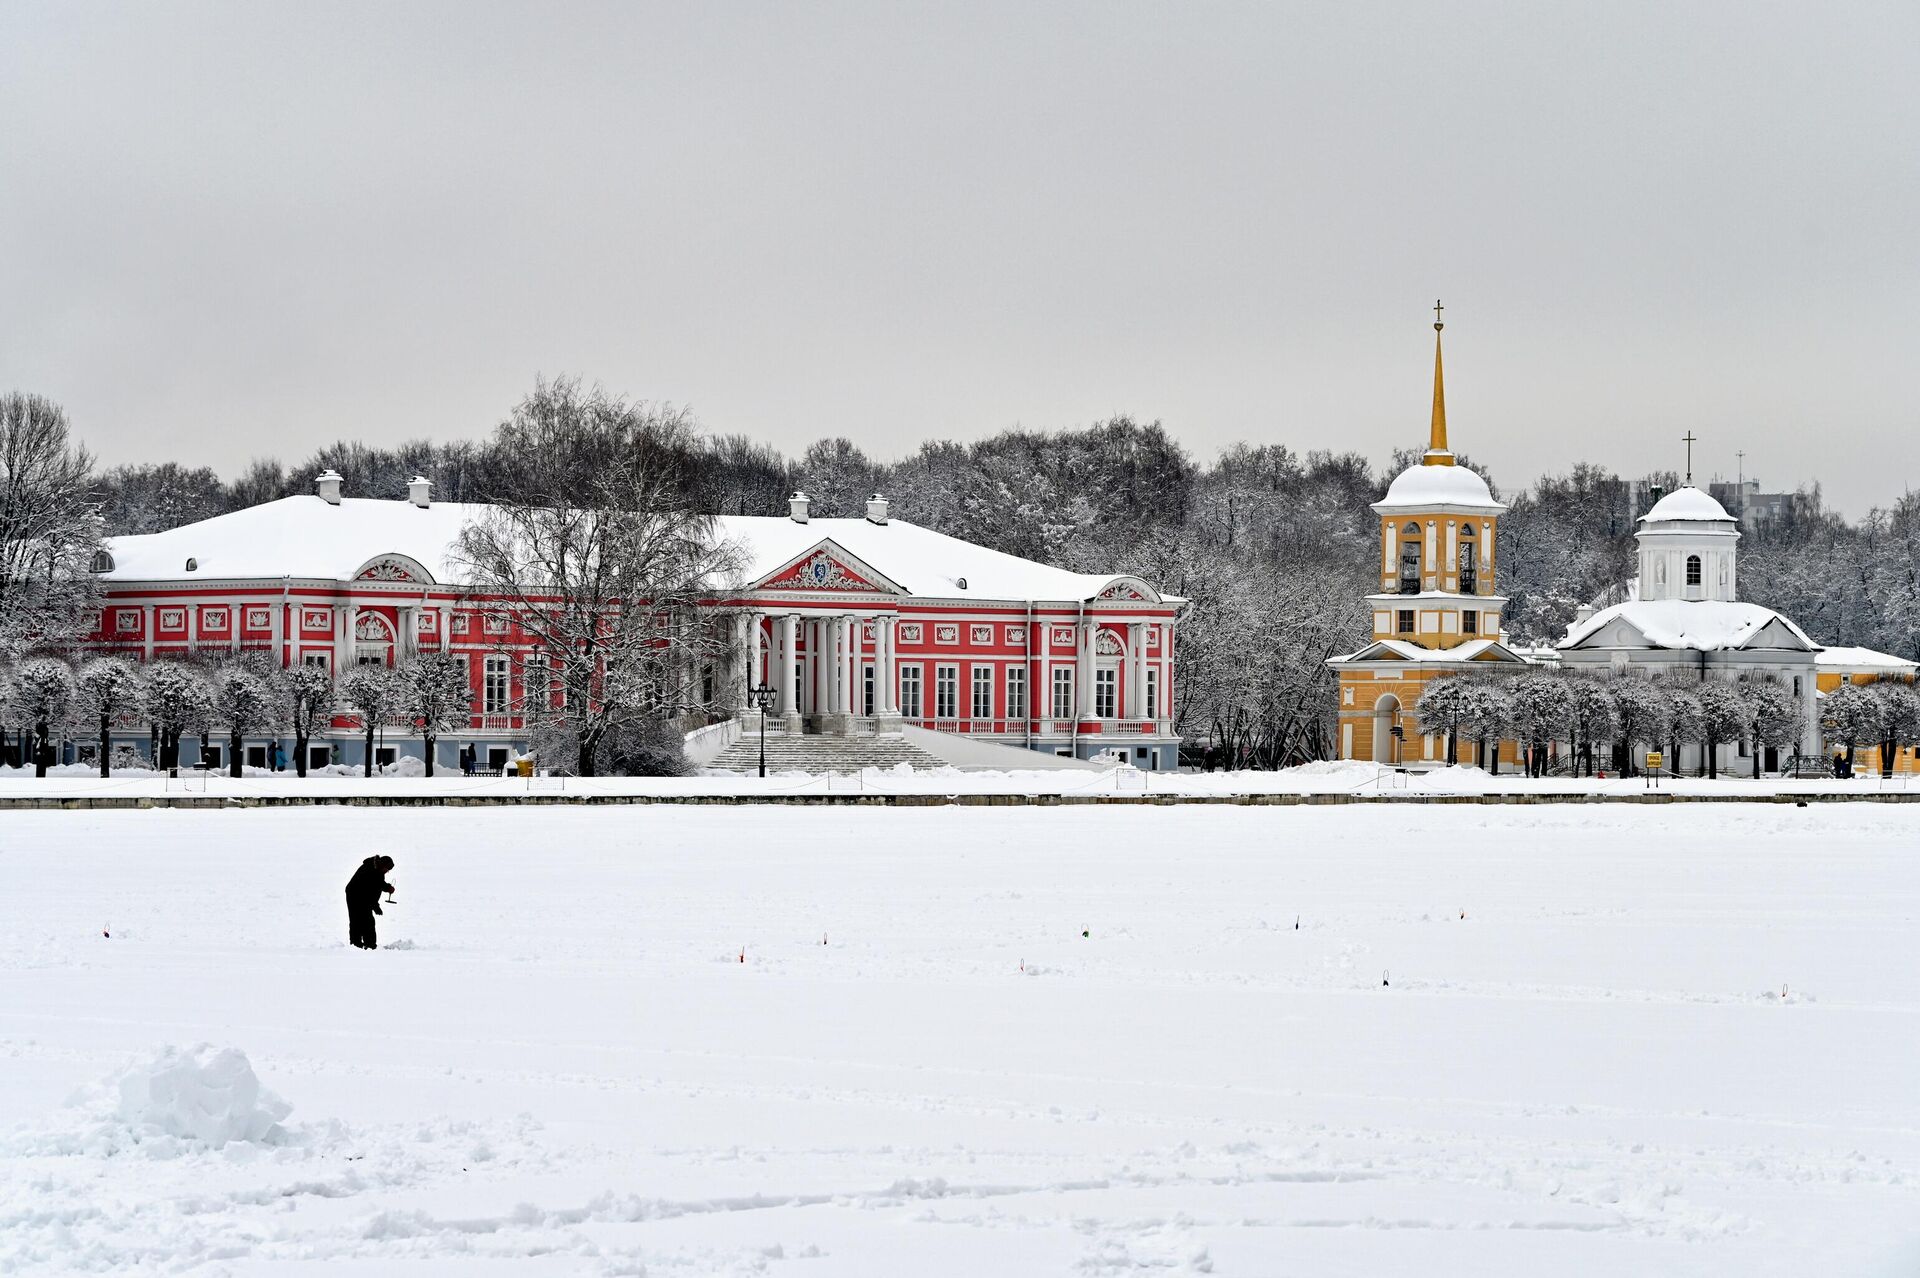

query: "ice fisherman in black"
left=345, top=855, right=395, bottom=949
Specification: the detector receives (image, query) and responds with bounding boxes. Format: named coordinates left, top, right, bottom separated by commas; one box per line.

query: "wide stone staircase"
left=705, top=731, right=949, bottom=775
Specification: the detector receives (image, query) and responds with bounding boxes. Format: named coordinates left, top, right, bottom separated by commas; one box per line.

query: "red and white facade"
left=85, top=478, right=1186, bottom=771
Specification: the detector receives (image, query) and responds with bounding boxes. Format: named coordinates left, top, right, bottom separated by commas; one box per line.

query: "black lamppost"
left=751, top=681, right=777, bottom=778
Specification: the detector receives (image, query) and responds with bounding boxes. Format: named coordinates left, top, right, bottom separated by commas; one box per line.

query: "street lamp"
left=751, top=681, right=778, bottom=778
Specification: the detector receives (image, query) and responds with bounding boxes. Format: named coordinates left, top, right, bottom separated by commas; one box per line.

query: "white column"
left=1445, top=521, right=1458, bottom=586
left=228, top=607, right=240, bottom=654
left=1425, top=520, right=1438, bottom=578
left=397, top=606, right=415, bottom=661
left=1078, top=619, right=1096, bottom=718
left=1127, top=622, right=1144, bottom=721
left=271, top=601, right=285, bottom=668
left=843, top=614, right=858, bottom=715
left=781, top=614, right=801, bottom=729
left=143, top=603, right=155, bottom=661
left=344, top=603, right=360, bottom=668
left=186, top=605, right=198, bottom=656
left=1039, top=619, right=1052, bottom=724
left=439, top=606, right=452, bottom=653
left=879, top=616, right=897, bottom=715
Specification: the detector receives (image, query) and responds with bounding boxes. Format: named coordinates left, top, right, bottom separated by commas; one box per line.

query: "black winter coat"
left=345, top=857, right=394, bottom=912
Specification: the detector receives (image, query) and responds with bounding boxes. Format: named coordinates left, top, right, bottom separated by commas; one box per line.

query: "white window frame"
left=1144, top=667, right=1158, bottom=720
left=1052, top=667, right=1074, bottom=719
left=971, top=665, right=993, bottom=719
left=1006, top=666, right=1027, bottom=721
left=935, top=664, right=959, bottom=719
left=1095, top=667, right=1118, bottom=719
left=483, top=655, right=510, bottom=714
left=899, top=664, right=923, bottom=719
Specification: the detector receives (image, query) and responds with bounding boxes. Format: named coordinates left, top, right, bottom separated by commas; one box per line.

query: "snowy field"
left=5, top=804, right=1920, bottom=1276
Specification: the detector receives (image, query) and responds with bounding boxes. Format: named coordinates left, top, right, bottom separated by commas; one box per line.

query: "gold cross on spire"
left=1682, top=431, right=1698, bottom=484
left=1433, top=298, right=1444, bottom=331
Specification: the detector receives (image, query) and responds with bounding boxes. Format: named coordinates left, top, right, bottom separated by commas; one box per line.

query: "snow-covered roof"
left=1560, top=599, right=1818, bottom=653
left=1639, top=486, right=1733, bottom=524
left=713, top=515, right=1149, bottom=602
left=1330, top=637, right=1530, bottom=665
left=1373, top=463, right=1504, bottom=513
left=1815, top=645, right=1917, bottom=672
left=99, top=496, right=1162, bottom=604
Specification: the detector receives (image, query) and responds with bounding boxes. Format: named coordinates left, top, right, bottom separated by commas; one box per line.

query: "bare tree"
left=77, top=657, right=145, bottom=778
left=395, top=652, right=473, bottom=777
left=213, top=656, right=284, bottom=778
left=7, top=657, right=76, bottom=776
left=452, top=378, right=742, bottom=776
left=283, top=663, right=336, bottom=777
left=339, top=663, right=404, bottom=777
left=145, top=661, right=213, bottom=772
left=0, top=393, right=103, bottom=661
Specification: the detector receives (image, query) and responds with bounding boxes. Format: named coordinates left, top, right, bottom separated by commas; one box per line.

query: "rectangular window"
left=1095, top=668, right=1117, bottom=718
left=1052, top=668, right=1074, bottom=719
left=935, top=665, right=958, bottom=719
left=1462, top=610, right=1478, bottom=635
left=308, top=746, right=330, bottom=770
left=900, top=665, right=923, bottom=718
left=862, top=664, right=875, bottom=716
left=1397, top=609, right=1415, bottom=634
left=303, top=652, right=330, bottom=671
left=971, top=665, right=993, bottom=718
left=483, top=656, right=510, bottom=713
left=1006, top=667, right=1027, bottom=721
left=1145, top=668, right=1159, bottom=720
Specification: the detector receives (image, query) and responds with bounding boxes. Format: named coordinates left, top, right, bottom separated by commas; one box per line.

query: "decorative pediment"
left=751, top=540, right=902, bottom=595
left=355, top=612, right=394, bottom=642
left=353, top=553, right=434, bottom=584
left=1095, top=575, right=1162, bottom=604
left=1742, top=619, right=1817, bottom=652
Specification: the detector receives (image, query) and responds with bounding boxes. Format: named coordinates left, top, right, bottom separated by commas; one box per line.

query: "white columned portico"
left=842, top=612, right=857, bottom=721
left=1127, top=621, right=1145, bottom=722
left=876, top=615, right=900, bottom=726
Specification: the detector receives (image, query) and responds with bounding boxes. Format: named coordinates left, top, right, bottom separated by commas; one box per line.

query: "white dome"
left=1377, top=462, right=1502, bottom=510
left=1639, top=485, right=1733, bottom=524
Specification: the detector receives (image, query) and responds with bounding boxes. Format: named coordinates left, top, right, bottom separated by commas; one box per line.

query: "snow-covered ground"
left=4, top=804, right=1919, bottom=1275
left=4, top=758, right=1919, bottom=802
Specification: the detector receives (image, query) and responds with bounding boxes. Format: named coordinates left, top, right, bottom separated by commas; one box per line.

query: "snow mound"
left=108, top=1044, right=291, bottom=1149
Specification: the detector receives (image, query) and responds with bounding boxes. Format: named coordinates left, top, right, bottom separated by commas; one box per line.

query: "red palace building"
left=85, top=472, right=1186, bottom=772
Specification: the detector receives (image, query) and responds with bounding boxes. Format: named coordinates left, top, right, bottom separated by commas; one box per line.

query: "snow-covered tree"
left=1695, top=680, right=1749, bottom=780
left=1566, top=677, right=1618, bottom=777
left=1609, top=677, right=1669, bottom=777
left=283, top=663, right=336, bottom=778
left=0, top=393, right=103, bottom=661
left=338, top=663, right=404, bottom=778
left=145, top=662, right=213, bottom=772
left=1415, top=677, right=1479, bottom=765
left=1459, top=678, right=1513, bottom=774
left=395, top=652, right=473, bottom=778
left=1661, top=685, right=1704, bottom=776
left=1739, top=676, right=1801, bottom=777
left=76, top=657, right=144, bottom=778
left=213, top=656, right=283, bottom=779
left=452, top=377, right=742, bottom=776
left=1507, top=673, right=1575, bottom=776
left=1869, top=680, right=1920, bottom=778
left=1823, top=681, right=1884, bottom=769
left=7, top=657, right=76, bottom=777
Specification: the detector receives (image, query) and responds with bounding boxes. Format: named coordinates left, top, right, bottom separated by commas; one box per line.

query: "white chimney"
left=789, top=491, right=811, bottom=523
left=408, top=475, right=432, bottom=508
left=865, top=493, right=889, bottom=524
left=315, top=469, right=343, bottom=505
left=1574, top=603, right=1595, bottom=626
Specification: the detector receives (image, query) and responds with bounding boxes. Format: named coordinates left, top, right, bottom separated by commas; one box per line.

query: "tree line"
left=9, top=375, right=1920, bottom=772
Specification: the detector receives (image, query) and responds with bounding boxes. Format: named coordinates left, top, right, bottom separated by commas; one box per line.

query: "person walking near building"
left=345, top=855, right=395, bottom=949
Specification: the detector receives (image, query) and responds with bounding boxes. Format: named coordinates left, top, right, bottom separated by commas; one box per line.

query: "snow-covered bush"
left=77, top=657, right=145, bottom=778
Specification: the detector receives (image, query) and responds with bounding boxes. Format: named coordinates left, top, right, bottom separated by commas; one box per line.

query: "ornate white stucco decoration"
left=970, top=625, right=992, bottom=644
left=1096, top=630, right=1125, bottom=656
left=788, top=551, right=860, bottom=590
left=354, top=612, right=394, bottom=642
left=935, top=624, right=959, bottom=644
left=357, top=559, right=417, bottom=582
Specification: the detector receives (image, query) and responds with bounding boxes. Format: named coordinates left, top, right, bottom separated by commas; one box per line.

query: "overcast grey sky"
left=3, top=3, right=1915, bottom=513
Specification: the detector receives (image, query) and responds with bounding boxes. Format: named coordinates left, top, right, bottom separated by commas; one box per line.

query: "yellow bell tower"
left=1327, top=304, right=1527, bottom=766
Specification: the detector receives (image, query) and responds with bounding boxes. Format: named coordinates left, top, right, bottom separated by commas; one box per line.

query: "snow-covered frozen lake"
left=4, top=805, right=1919, bottom=1275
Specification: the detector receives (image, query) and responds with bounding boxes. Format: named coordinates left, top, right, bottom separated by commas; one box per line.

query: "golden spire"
left=1424, top=299, right=1454, bottom=465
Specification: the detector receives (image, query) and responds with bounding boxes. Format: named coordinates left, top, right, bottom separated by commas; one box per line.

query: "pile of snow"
left=20, top=1045, right=296, bottom=1156
left=112, top=1044, right=291, bottom=1148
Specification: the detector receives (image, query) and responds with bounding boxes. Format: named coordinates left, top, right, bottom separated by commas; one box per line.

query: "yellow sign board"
left=1645, top=751, right=1664, bottom=770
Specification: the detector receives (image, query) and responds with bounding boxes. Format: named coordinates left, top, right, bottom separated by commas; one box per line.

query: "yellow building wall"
left=1337, top=666, right=1522, bottom=768
left=1815, top=670, right=1920, bottom=774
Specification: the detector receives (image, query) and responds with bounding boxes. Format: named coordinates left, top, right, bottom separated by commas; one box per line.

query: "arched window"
left=184, top=557, right=198, bottom=572
left=1402, top=522, right=1420, bottom=537
left=1457, top=542, right=1478, bottom=595
left=1459, top=523, right=1476, bottom=538
left=1399, top=542, right=1420, bottom=594
left=89, top=550, right=114, bottom=573
left=1686, top=554, right=1702, bottom=587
